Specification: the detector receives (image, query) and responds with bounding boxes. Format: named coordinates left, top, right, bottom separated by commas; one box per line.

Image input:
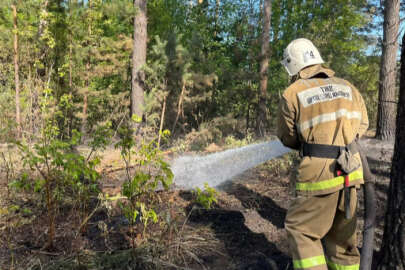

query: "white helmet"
left=281, top=38, right=324, bottom=76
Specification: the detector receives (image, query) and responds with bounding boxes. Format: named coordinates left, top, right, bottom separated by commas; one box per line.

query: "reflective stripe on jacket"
left=277, top=64, right=369, bottom=196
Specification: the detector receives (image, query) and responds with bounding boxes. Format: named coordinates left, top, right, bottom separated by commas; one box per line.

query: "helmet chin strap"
left=290, top=74, right=299, bottom=83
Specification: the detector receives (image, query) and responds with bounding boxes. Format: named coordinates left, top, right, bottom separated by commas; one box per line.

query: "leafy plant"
left=11, top=89, right=112, bottom=249
left=115, top=116, right=173, bottom=248
left=225, top=132, right=254, bottom=148
left=193, top=183, right=218, bottom=210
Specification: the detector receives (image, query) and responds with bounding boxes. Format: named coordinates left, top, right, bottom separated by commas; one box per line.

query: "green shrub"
left=10, top=90, right=112, bottom=249
left=193, top=183, right=218, bottom=210
left=114, top=117, right=173, bottom=248
left=224, top=132, right=253, bottom=148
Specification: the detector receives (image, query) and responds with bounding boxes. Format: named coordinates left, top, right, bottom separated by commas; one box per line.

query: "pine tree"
left=11, top=3, right=21, bottom=138
left=256, top=0, right=271, bottom=137
left=376, top=0, right=400, bottom=141
left=377, top=31, right=405, bottom=270
left=131, top=0, right=147, bottom=122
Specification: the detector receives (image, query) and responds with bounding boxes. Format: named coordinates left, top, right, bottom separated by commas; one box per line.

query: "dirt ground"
left=0, top=135, right=394, bottom=270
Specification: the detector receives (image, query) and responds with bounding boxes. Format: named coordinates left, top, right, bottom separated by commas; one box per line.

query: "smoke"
left=171, top=140, right=291, bottom=190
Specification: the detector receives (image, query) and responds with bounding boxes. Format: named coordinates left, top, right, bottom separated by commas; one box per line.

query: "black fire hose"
left=357, top=144, right=376, bottom=270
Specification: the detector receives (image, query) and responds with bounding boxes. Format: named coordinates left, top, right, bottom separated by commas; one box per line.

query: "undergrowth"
left=193, top=183, right=218, bottom=210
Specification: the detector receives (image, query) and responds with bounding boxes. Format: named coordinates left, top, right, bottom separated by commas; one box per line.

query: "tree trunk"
left=131, top=0, right=147, bottom=121
left=246, top=103, right=251, bottom=134
left=256, top=0, right=271, bottom=137
left=12, top=4, right=21, bottom=138
left=376, top=32, right=405, bottom=270
left=171, top=82, right=186, bottom=134
left=376, top=0, right=400, bottom=141
left=29, top=67, right=33, bottom=138
left=44, top=177, right=55, bottom=250
left=157, top=96, right=167, bottom=149
left=68, top=0, right=73, bottom=89
left=81, top=0, right=91, bottom=138
left=214, top=0, right=220, bottom=37
left=69, top=42, right=73, bottom=89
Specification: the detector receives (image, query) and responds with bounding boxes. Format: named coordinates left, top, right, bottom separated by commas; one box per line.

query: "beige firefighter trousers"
left=285, top=187, right=360, bottom=270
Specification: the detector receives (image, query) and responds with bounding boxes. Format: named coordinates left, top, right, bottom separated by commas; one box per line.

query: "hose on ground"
left=357, top=144, right=376, bottom=270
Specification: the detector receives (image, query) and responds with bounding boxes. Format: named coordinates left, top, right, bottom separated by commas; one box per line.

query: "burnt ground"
left=0, top=135, right=394, bottom=270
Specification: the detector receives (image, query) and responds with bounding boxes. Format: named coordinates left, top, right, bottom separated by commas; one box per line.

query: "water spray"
left=171, top=140, right=291, bottom=190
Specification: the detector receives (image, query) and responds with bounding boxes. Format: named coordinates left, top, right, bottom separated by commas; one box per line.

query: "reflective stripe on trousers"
left=327, top=259, right=359, bottom=270
left=293, top=255, right=326, bottom=268
left=296, top=170, right=363, bottom=191
left=293, top=255, right=359, bottom=269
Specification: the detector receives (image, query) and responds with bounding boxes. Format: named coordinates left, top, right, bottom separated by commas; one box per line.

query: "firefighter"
left=278, top=38, right=369, bottom=270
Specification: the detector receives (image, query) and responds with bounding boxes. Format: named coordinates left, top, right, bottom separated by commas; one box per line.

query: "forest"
left=0, top=0, right=405, bottom=269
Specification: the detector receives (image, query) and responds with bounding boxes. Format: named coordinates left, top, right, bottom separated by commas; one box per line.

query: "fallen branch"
left=31, top=250, right=61, bottom=256
left=75, top=201, right=101, bottom=238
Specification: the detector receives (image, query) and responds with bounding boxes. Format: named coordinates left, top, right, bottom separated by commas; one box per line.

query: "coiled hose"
left=357, top=145, right=376, bottom=270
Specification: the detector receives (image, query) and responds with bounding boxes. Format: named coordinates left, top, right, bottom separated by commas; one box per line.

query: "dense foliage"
left=0, top=0, right=389, bottom=144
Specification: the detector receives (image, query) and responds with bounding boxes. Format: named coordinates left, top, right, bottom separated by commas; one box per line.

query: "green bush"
left=114, top=117, right=173, bottom=247
left=224, top=132, right=254, bottom=148
left=10, top=90, right=112, bottom=249
left=193, top=183, right=218, bottom=210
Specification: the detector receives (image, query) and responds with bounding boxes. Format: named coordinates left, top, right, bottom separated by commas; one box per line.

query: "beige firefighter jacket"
left=277, top=64, right=369, bottom=196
